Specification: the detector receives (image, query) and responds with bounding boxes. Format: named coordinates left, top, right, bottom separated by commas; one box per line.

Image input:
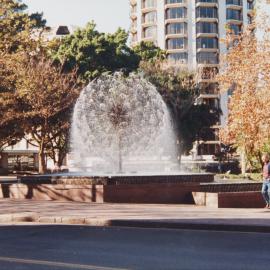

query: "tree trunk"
left=57, top=150, right=67, bottom=167
left=240, top=150, right=246, bottom=175
left=118, top=135, right=122, bottom=173
left=38, top=143, right=47, bottom=174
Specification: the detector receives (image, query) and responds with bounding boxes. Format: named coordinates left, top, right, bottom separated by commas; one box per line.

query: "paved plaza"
left=0, top=199, right=270, bottom=232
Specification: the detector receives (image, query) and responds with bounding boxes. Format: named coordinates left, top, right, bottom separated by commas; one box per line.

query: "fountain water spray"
left=70, top=72, right=178, bottom=173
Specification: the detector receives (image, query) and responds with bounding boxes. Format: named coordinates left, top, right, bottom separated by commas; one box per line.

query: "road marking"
left=0, top=256, right=129, bottom=270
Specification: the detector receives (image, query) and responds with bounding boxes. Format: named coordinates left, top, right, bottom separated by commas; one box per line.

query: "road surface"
left=0, top=225, right=269, bottom=270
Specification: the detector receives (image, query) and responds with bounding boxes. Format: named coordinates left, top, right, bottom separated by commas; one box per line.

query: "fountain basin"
left=10, top=173, right=214, bottom=204
left=19, top=172, right=214, bottom=185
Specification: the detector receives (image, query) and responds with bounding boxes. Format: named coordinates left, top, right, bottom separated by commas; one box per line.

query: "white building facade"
left=130, top=0, right=255, bottom=155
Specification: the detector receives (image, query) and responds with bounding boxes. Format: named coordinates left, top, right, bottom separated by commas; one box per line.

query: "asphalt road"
left=0, top=225, right=269, bottom=270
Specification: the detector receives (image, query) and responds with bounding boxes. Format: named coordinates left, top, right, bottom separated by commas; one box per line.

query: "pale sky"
left=24, top=0, right=130, bottom=33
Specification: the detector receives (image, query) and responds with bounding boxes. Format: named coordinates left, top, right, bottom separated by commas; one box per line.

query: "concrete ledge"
left=193, top=191, right=265, bottom=208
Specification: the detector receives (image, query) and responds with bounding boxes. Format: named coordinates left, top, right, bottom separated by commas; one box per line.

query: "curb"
left=108, top=220, right=270, bottom=233
left=0, top=212, right=37, bottom=223
left=1, top=214, right=270, bottom=233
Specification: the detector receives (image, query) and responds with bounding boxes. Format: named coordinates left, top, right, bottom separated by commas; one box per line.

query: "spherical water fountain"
left=70, top=72, right=179, bottom=174
left=20, top=72, right=213, bottom=203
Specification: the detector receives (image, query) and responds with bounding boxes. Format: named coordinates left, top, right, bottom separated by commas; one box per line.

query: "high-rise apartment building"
left=130, top=0, right=255, bottom=155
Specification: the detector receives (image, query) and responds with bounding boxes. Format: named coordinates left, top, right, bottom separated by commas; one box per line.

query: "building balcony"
left=226, top=4, right=243, bottom=10
left=196, top=32, right=218, bottom=38
left=196, top=17, right=218, bottom=23
left=226, top=18, right=243, bottom=24
left=197, top=48, right=219, bottom=53
left=165, top=33, right=187, bottom=39
left=141, top=7, right=156, bottom=13
left=141, top=21, right=157, bottom=28
left=165, top=18, right=187, bottom=25
left=195, top=2, right=218, bottom=8
left=167, top=48, right=188, bottom=54
left=164, top=3, right=187, bottom=9
left=141, top=36, right=156, bottom=42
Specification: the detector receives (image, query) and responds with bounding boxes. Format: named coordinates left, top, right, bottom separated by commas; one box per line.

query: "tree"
left=141, top=60, right=220, bottom=156
left=0, top=53, right=24, bottom=152
left=52, top=22, right=140, bottom=82
left=0, top=0, right=46, bottom=153
left=132, top=41, right=166, bottom=62
left=14, top=52, right=80, bottom=173
left=0, top=0, right=46, bottom=53
left=217, top=16, right=270, bottom=171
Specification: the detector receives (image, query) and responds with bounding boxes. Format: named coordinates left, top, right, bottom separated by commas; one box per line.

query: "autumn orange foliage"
left=218, top=14, right=270, bottom=169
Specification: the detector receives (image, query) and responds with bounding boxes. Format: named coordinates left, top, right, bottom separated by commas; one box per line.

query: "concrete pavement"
left=1, top=199, right=270, bottom=232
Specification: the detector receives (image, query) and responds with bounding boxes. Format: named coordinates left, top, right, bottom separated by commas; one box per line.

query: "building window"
left=196, top=0, right=217, bottom=3
left=142, top=0, right=157, bottom=8
left=166, top=38, right=187, bottom=49
left=131, top=5, right=137, bottom=13
left=226, top=9, right=242, bottom=20
left=143, top=26, right=157, bottom=38
left=166, top=0, right=185, bottom=3
left=196, top=22, right=218, bottom=33
left=8, top=155, right=36, bottom=171
left=166, top=7, right=187, bottom=19
left=166, top=22, right=187, bottom=34
left=247, top=1, right=254, bottom=9
left=197, top=52, right=219, bottom=64
left=200, top=82, right=219, bottom=94
left=196, top=7, right=218, bottom=18
left=198, top=143, right=219, bottom=155
left=143, top=11, right=157, bottom=23
left=168, top=52, right=188, bottom=62
left=226, top=0, right=242, bottom=5
left=197, top=37, right=218, bottom=49
left=229, top=24, right=242, bottom=34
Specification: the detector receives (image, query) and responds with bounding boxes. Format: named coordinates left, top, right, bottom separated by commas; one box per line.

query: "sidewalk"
left=0, top=199, right=270, bottom=232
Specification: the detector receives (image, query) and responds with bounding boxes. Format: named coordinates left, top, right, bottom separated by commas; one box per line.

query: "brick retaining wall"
left=0, top=183, right=197, bottom=204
